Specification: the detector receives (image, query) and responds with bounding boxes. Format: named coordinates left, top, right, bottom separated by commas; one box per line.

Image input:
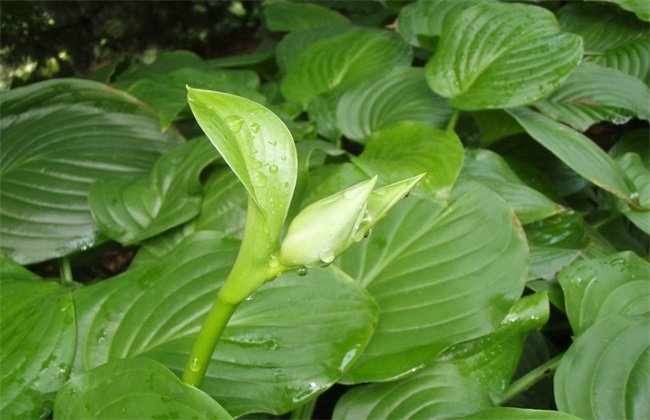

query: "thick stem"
left=58, top=256, right=73, bottom=286
left=182, top=198, right=288, bottom=387
left=498, top=352, right=564, bottom=406
left=446, top=108, right=460, bottom=132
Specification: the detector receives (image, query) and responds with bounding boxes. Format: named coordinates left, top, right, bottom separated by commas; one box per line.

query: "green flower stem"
left=498, top=352, right=565, bottom=405
left=58, top=256, right=73, bottom=286
left=446, top=108, right=460, bottom=132
left=182, top=198, right=286, bottom=387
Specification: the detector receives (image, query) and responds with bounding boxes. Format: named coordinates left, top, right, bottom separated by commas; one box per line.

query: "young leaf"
left=426, top=2, right=583, bottom=110
left=337, top=181, right=528, bottom=383
left=187, top=88, right=297, bottom=245
left=71, top=232, right=379, bottom=417
left=554, top=314, right=650, bottom=419
left=54, top=358, right=232, bottom=419
left=0, top=79, right=182, bottom=264
left=281, top=30, right=412, bottom=106
left=557, top=252, right=650, bottom=335
left=507, top=107, right=641, bottom=209
left=335, top=67, right=451, bottom=142
left=352, top=122, right=464, bottom=202
left=534, top=62, right=650, bottom=131
left=0, top=280, right=75, bottom=419
left=264, top=1, right=349, bottom=32
left=88, top=137, right=219, bottom=245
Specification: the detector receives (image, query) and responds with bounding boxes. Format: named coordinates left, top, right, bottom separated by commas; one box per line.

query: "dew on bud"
left=319, top=248, right=335, bottom=264
left=296, top=268, right=310, bottom=276
left=224, top=115, right=245, bottom=133
left=269, top=164, right=279, bottom=174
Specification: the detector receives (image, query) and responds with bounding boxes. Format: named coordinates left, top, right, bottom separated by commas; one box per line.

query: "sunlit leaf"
left=264, top=1, right=349, bottom=32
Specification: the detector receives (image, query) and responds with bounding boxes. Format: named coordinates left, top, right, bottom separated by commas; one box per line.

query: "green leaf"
left=554, top=314, right=650, bottom=419
left=0, top=254, right=41, bottom=280
left=534, top=63, right=650, bottom=131
left=55, top=358, right=232, bottom=419
left=208, top=39, right=278, bottom=69
left=89, top=137, right=218, bottom=245
left=507, top=107, right=641, bottom=209
left=614, top=153, right=650, bottom=234
left=111, top=50, right=208, bottom=90
left=471, top=110, right=525, bottom=147
left=461, top=149, right=562, bottom=224
left=0, top=78, right=182, bottom=264
left=0, top=280, right=75, bottom=419
left=72, top=232, right=379, bottom=416
left=338, top=181, right=528, bottom=383
left=334, top=293, right=548, bottom=418
left=336, top=67, right=452, bottom=142
left=557, top=252, right=650, bottom=335
left=352, top=122, right=464, bottom=202
left=264, top=1, right=349, bottom=32
left=426, top=2, right=583, bottom=110
left=466, top=407, right=580, bottom=419
left=281, top=30, right=412, bottom=106
left=558, top=3, right=650, bottom=82
left=187, top=88, right=297, bottom=245
left=593, top=0, right=650, bottom=21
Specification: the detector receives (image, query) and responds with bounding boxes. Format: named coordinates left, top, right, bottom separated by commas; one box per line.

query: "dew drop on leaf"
left=296, top=268, right=309, bottom=276
left=250, top=122, right=261, bottom=133
left=224, top=115, right=245, bottom=133
left=269, top=164, right=279, bottom=174
left=190, top=358, right=201, bottom=372
left=252, top=172, right=268, bottom=187
left=319, top=248, right=335, bottom=264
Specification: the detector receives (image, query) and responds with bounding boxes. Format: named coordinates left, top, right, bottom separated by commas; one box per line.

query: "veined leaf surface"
left=426, top=2, right=583, bottom=110
left=0, top=79, right=182, bottom=264
left=264, top=1, right=349, bottom=32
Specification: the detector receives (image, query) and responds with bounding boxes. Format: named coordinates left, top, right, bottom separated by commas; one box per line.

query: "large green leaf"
left=72, top=232, right=379, bottom=416
left=264, top=1, right=349, bottom=32
left=594, top=0, right=650, bottom=21
left=471, top=110, right=525, bottom=147
left=335, top=67, right=451, bottom=142
left=461, top=149, right=562, bottom=224
left=0, top=78, right=182, bottom=264
left=351, top=122, right=463, bottom=202
left=508, top=107, right=641, bottom=209
left=554, top=314, right=650, bottom=419
left=54, top=358, right=231, bottom=419
left=333, top=293, right=548, bottom=419
left=281, top=30, right=412, bottom=106
left=88, top=137, right=218, bottom=245
left=557, top=252, right=650, bottom=335
left=534, top=62, right=650, bottom=131
left=426, top=2, right=583, bottom=110
left=111, top=50, right=208, bottom=90
left=615, top=153, right=650, bottom=234
left=0, top=254, right=40, bottom=280
left=466, top=408, right=580, bottom=419
left=0, top=280, right=75, bottom=419
left=558, top=3, right=650, bottom=82
left=337, top=180, right=528, bottom=383
left=187, top=88, right=297, bottom=245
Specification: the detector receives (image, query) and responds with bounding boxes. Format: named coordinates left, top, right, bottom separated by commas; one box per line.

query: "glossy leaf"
left=461, top=149, right=562, bottom=224
left=338, top=181, right=528, bottom=383
left=466, top=408, right=580, bottom=419
left=426, top=3, right=583, bottom=110
left=187, top=88, right=297, bottom=245
left=508, top=108, right=641, bottom=209
left=554, top=314, right=650, bottom=419
left=264, top=1, right=349, bottom=32
left=557, top=252, right=650, bottom=335
left=352, top=122, right=464, bottom=202
left=558, top=3, right=650, bottom=81
left=55, top=358, right=232, bottom=419
left=534, top=62, right=650, bottom=131
left=89, top=137, right=218, bottom=245
left=281, top=30, right=412, bottom=106
left=614, top=153, right=650, bottom=234
left=0, top=280, right=75, bottom=419
left=0, top=78, right=182, bottom=264
left=0, top=254, right=40, bottom=280
left=72, top=232, right=379, bottom=416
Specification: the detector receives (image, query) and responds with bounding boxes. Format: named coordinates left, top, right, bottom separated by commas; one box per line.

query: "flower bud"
left=278, top=177, right=377, bottom=268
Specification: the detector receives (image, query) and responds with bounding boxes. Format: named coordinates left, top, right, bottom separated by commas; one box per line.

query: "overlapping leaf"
left=554, top=314, right=650, bottom=419
left=335, top=67, right=451, bottom=142
left=351, top=122, right=463, bottom=202
left=557, top=252, right=650, bottom=335
left=534, top=63, right=650, bottom=131
left=55, top=358, right=232, bottom=419
left=264, top=1, right=349, bottom=32
left=466, top=408, right=580, bottom=419
left=558, top=3, right=650, bottom=81
left=281, top=30, right=412, bottom=106
left=0, top=79, right=182, bottom=264
left=595, top=0, right=650, bottom=21
left=508, top=108, right=641, bottom=209
left=88, top=137, right=218, bottom=245
left=337, top=180, right=528, bottom=383
left=111, top=50, right=208, bottom=90
left=614, top=153, right=650, bottom=234
left=72, top=232, right=379, bottom=416
left=0, top=280, right=75, bottom=419
left=426, top=2, right=583, bottom=110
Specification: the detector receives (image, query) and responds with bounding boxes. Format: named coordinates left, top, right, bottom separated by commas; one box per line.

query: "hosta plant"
left=1, top=0, right=648, bottom=419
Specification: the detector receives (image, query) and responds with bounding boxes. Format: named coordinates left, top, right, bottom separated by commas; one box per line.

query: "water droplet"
left=245, top=293, right=256, bottom=301
left=364, top=229, right=372, bottom=239
left=161, top=395, right=172, bottom=403
left=96, top=328, right=109, bottom=344
left=296, top=268, right=309, bottom=276
left=248, top=108, right=263, bottom=116
left=269, top=165, right=279, bottom=174
left=224, top=115, right=245, bottom=133
left=190, top=358, right=200, bottom=372
left=250, top=122, right=261, bottom=133
left=319, top=248, right=335, bottom=264
left=252, top=172, right=268, bottom=187
left=280, top=155, right=287, bottom=161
